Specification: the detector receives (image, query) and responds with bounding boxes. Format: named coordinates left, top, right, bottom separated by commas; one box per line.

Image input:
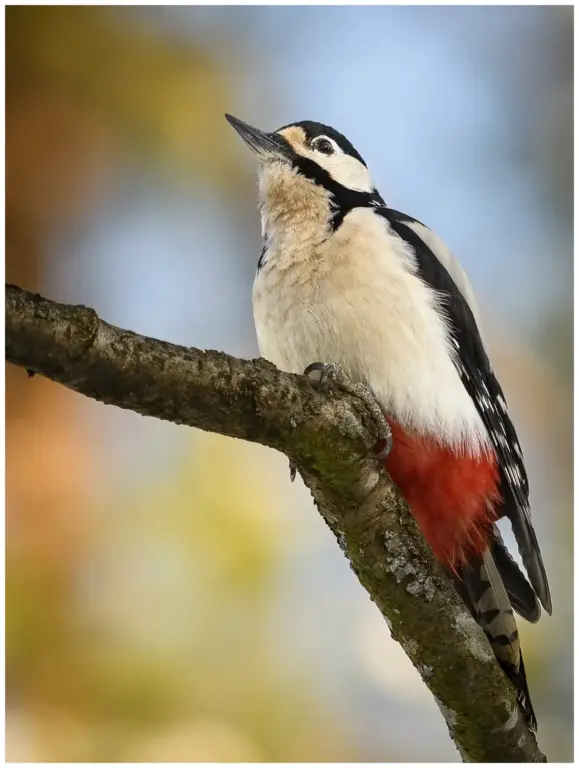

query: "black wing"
left=379, top=207, right=552, bottom=615
left=490, top=525, right=540, bottom=623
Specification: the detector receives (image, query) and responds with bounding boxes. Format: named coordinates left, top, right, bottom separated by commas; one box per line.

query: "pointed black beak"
left=225, top=114, right=292, bottom=160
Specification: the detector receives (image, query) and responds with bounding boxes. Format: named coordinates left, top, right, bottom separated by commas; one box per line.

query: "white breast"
left=253, top=207, right=490, bottom=455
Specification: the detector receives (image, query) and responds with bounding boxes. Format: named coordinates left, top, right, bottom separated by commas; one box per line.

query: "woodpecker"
left=225, top=113, right=552, bottom=729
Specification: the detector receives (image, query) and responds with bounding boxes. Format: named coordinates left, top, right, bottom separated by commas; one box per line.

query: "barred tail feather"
left=490, top=525, right=540, bottom=624
left=455, top=547, right=537, bottom=731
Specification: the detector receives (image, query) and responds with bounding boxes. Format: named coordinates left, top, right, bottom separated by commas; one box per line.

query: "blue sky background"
left=55, top=6, right=572, bottom=339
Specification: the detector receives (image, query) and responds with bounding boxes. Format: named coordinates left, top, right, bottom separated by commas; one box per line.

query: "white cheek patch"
left=315, top=151, right=374, bottom=193
left=295, top=146, right=372, bottom=193
left=278, top=130, right=374, bottom=194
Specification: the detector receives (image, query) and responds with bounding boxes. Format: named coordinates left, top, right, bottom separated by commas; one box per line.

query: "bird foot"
left=289, top=460, right=297, bottom=483
left=303, top=361, right=392, bottom=460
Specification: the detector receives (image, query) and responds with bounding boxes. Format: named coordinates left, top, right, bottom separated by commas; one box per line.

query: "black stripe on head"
left=276, top=120, right=368, bottom=167
left=274, top=120, right=385, bottom=230
left=294, top=154, right=384, bottom=230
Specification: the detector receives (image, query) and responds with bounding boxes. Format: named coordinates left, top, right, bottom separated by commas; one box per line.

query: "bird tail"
left=489, top=525, right=540, bottom=624
left=454, top=545, right=537, bottom=731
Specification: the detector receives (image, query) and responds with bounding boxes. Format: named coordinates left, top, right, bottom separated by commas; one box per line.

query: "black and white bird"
left=225, top=113, right=551, bottom=729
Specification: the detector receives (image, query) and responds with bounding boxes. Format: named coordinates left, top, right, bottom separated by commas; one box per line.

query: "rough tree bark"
left=5, top=283, right=546, bottom=762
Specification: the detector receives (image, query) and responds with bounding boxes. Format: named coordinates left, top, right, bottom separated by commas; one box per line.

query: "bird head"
left=225, top=114, right=383, bottom=238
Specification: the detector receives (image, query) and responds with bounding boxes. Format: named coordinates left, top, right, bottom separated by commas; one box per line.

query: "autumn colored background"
left=5, top=6, right=573, bottom=762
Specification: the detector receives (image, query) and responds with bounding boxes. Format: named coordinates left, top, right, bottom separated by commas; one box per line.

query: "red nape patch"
left=383, top=418, right=500, bottom=571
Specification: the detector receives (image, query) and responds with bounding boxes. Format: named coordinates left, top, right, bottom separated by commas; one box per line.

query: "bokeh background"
left=5, top=6, right=573, bottom=762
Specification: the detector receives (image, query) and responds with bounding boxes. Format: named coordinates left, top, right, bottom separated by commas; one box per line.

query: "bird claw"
left=289, top=460, right=297, bottom=482
left=304, top=361, right=393, bottom=460
left=303, top=361, right=336, bottom=393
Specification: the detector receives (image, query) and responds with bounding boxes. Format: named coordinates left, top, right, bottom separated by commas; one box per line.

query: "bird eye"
left=312, top=137, right=335, bottom=156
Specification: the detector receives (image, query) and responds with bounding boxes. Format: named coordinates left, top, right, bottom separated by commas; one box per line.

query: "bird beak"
left=225, top=114, right=292, bottom=161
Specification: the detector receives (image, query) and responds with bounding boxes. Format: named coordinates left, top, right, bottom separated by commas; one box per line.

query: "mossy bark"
left=5, top=284, right=546, bottom=762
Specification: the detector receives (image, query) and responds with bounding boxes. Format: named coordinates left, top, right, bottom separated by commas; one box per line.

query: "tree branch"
left=5, top=283, right=546, bottom=762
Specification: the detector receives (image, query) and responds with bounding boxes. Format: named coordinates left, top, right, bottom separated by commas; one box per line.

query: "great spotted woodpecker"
left=225, top=114, right=552, bottom=729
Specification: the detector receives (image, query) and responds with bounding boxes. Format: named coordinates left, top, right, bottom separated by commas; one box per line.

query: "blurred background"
left=5, top=6, right=573, bottom=762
